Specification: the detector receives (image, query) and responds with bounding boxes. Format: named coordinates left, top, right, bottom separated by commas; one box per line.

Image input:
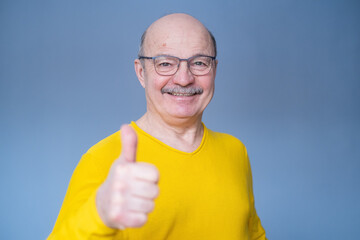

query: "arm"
left=48, top=125, right=159, bottom=239
left=245, top=147, right=268, bottom=240
left=48, top=153, right=118, bottom=239
left=248, top=197, right=267, bottom=240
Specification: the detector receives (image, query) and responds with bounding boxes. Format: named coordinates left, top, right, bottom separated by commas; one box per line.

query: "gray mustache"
left=161, top=86, right=203, bottom=94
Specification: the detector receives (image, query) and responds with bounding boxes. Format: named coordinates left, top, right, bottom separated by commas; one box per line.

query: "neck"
left=135, top=112, right=204, bottom=153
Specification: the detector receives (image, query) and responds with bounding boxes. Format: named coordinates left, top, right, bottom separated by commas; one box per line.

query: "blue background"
left=1, top=0, right=359, bottom=239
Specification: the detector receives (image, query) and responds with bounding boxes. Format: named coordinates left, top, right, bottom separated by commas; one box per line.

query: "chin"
left=165, top=106, right=203, bottom=120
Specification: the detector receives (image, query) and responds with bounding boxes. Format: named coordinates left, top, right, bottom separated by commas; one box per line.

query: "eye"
left=156, top=57, right=178, bottom=68
left=159, top=62, right=172, bottom=67
left=191, top=57, right=210, bottom=68
left=193, top=61, right=207, bottom=66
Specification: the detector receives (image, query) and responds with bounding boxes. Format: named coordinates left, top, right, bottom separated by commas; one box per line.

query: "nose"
left=172, top=61, right=195, bottom=86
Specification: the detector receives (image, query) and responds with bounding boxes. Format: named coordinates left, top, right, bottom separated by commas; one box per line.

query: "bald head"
left=138, top=13, right=217, bottom=58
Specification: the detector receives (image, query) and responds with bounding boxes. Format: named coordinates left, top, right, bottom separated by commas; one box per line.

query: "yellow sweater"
left=49, top=122, right=267, bottom=239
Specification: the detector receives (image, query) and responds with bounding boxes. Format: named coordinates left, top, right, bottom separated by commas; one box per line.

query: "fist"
left=96, top=124, right=159, bottom=229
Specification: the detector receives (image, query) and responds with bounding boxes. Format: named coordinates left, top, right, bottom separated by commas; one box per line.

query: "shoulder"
left=204, top=126, right=251, bottom=172
left=83, top=131, right=122, bottom=174
left=87, top=131, right=121, bottom=157
left=205, top=127, right=247, bottom=155
left=207, top=127, right=245, bottom=147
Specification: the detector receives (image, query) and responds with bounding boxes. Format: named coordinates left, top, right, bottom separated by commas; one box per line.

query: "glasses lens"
left=189, top=56, right=213, bottom=75
left=154, top=56, right=179, bottom=75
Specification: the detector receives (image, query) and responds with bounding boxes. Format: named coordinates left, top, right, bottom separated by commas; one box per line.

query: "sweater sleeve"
left=47, top=153, right=119, bottom=240
left=244, top=147, right=268, bottom=240
left=248, top=200, right=267, bottom=240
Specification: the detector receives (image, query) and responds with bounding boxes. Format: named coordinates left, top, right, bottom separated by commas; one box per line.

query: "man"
left=48, top=13, right=267, bottom=239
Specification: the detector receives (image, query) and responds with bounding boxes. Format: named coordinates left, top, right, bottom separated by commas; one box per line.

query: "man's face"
left=135, top=16, right=217, bottom=123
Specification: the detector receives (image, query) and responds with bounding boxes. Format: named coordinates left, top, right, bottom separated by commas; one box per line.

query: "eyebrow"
left=153, top=52, right=213, bottom=58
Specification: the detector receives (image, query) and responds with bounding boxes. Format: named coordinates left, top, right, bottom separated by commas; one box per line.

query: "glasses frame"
left=138, top=54, right=216, bottom=76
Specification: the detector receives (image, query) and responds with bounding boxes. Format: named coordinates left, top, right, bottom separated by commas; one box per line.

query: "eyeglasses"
left=138, top=55, right=216, bottom=76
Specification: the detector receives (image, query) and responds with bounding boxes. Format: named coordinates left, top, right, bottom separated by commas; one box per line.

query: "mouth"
left=166, top=92, right=198, bottom=97
left=161, top=87, right=203, bottom=97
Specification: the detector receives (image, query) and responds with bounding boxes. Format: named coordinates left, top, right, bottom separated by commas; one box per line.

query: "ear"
left=213, top=59, right=218, bottom=76
left=134, top=59, right=146, bottom=88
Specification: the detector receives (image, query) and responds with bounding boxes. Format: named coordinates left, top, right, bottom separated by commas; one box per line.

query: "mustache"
left=161, top=86, right=203, bottom=95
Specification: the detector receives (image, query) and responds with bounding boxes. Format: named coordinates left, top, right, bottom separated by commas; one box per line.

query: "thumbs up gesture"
left=96, top=125, right=159, bottom=229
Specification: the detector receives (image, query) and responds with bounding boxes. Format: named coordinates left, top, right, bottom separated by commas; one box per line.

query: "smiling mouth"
left=167, top=92, right=198, bottom=96
left=161, top=87, right=203, bottom=96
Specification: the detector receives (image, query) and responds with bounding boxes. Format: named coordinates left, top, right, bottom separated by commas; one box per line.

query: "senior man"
left=49, top=13, right=267, bottom=239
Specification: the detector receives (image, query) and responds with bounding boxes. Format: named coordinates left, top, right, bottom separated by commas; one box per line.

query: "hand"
left=96, top=124, right=159, bottom=229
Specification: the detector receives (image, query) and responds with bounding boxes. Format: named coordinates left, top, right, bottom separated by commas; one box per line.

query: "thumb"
left=120, top=124, right=138, bottom=163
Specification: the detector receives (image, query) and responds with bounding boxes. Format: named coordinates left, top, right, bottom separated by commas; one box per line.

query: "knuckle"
left=146, top=201, right=155, bottom=212
left=151, top=185, right=159, bottom=198
left=116, top=162, right=134, bottom=177
left=112, top=179, right=123, bottom=191
left=149, top=164, right=159, bottom=174
left=140, top=199, right=153, bottom=211
left=151, top=167, right=160, bottom=181
left=108, top=212, right=119, bottom=223
left=110, top=192, right=124, bottom=205
left=126, top=213, right=147, bottom=227
left=107, top=207, right=122, bottom=223
left=115, top=164, right=126, bottom=176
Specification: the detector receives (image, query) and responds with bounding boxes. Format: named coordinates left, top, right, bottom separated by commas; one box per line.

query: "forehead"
left=144, top=17, right=213, bottom=57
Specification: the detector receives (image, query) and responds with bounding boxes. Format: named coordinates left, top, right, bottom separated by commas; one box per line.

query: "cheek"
left=202, top=79, right=215, bottom=103
left=201, top=77, right=215, bottom=93
left=145, top=74, right=171, bottom=94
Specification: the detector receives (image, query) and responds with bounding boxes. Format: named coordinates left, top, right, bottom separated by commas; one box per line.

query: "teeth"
left=170, top=93, right=194, bottom=96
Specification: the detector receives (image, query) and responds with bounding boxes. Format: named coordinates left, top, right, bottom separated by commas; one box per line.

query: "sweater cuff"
left=81, top=190, right=118, bottom=236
